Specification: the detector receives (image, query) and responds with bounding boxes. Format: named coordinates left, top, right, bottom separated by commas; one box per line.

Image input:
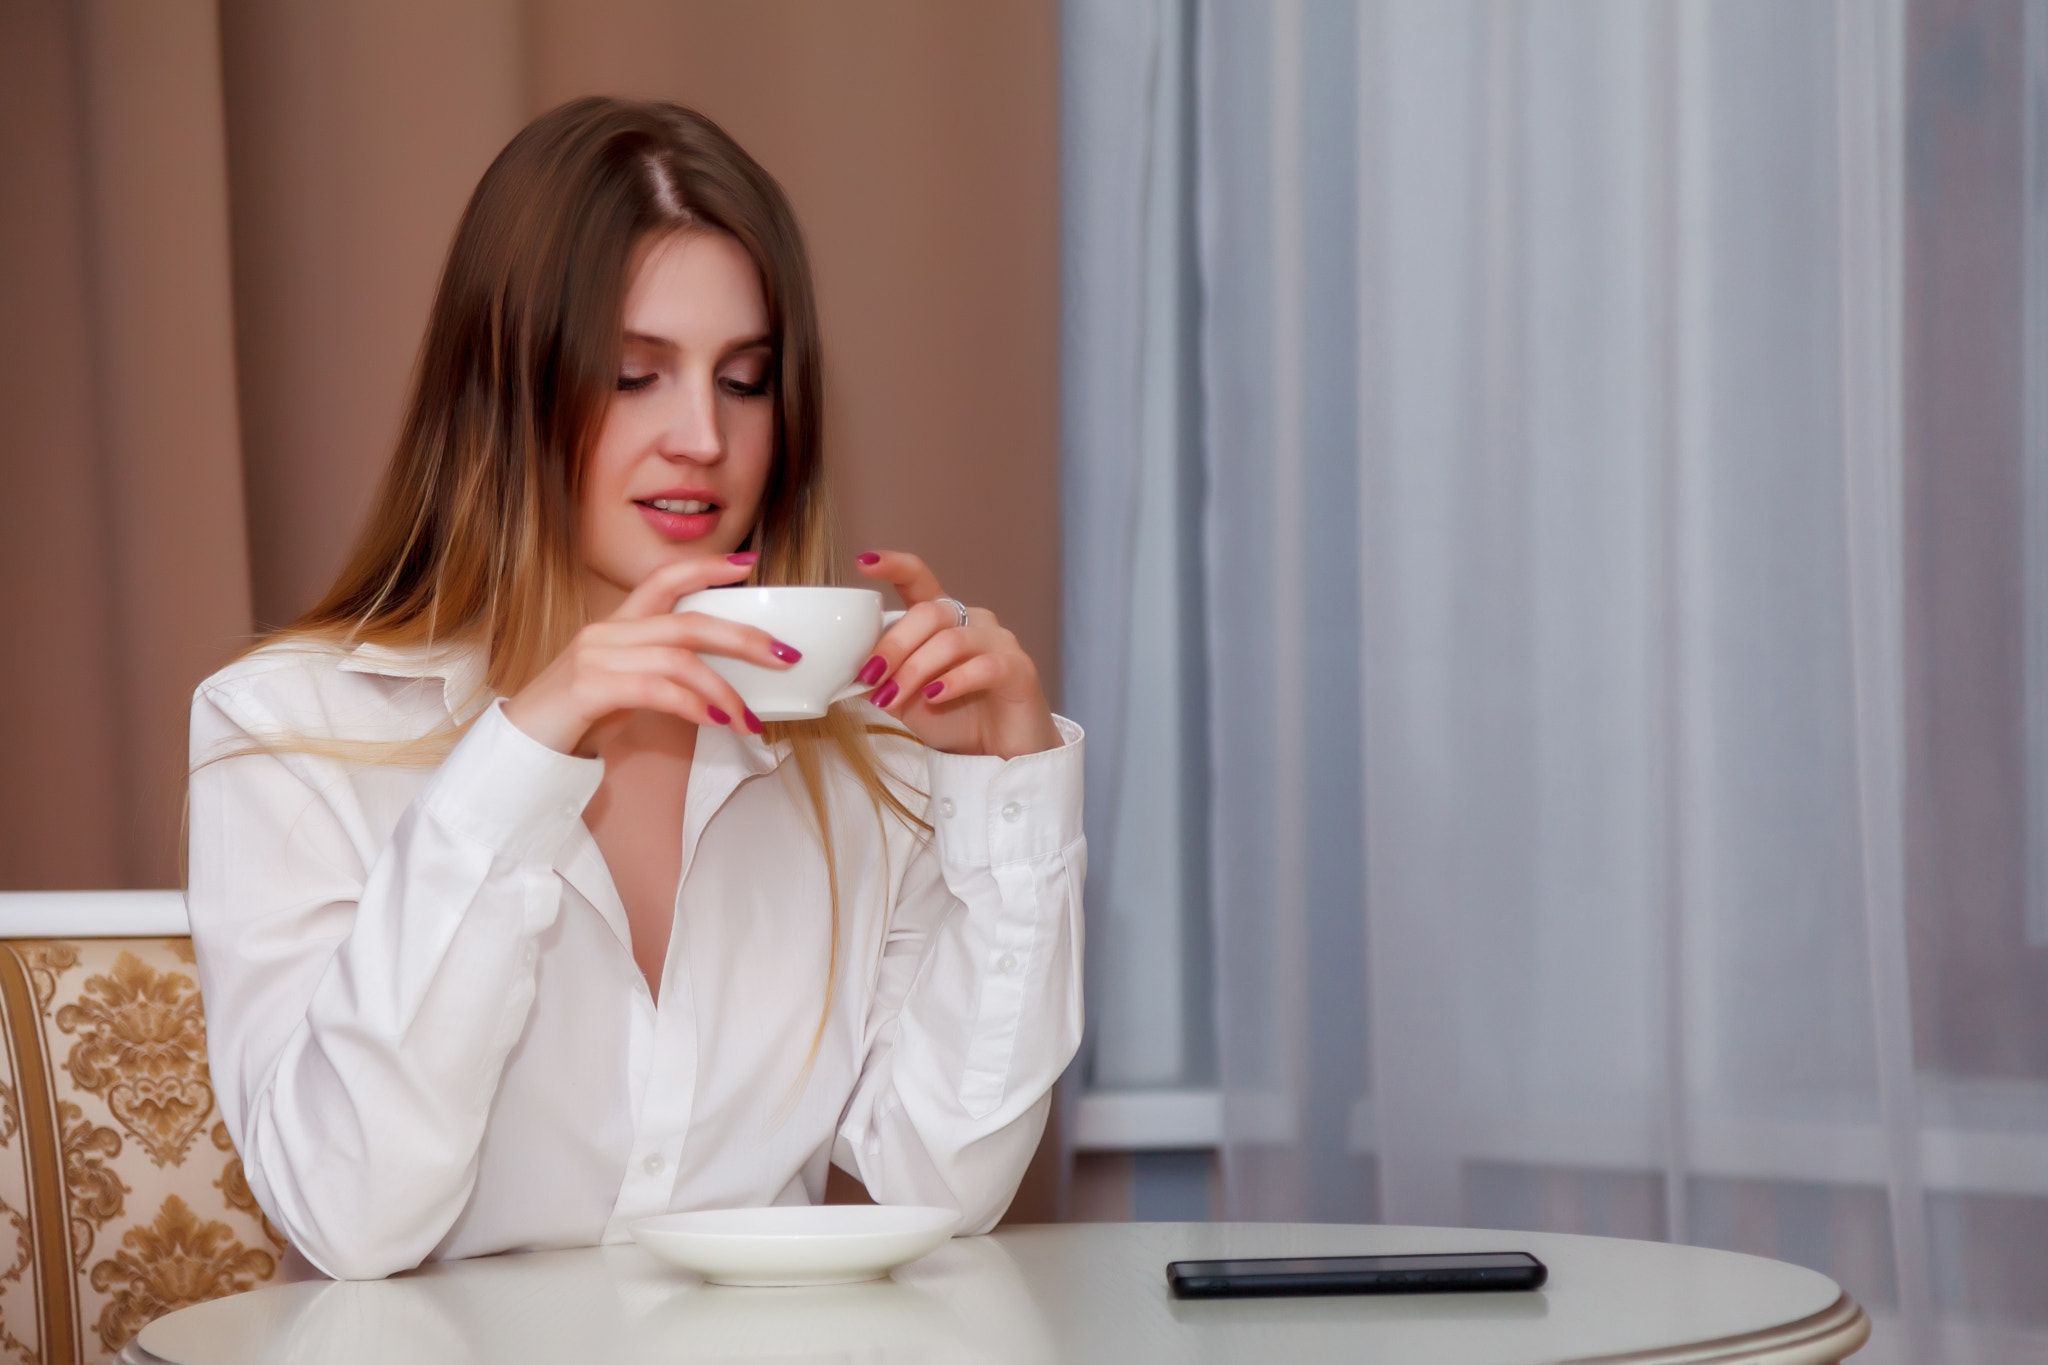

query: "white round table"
left=124, top=1222, right=1869, bottom=1364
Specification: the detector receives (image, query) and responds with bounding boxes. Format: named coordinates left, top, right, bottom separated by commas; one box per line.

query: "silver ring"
left=936, top=597, right=971, bottom=629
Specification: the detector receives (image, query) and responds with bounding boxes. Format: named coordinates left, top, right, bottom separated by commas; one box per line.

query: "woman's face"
left=578, top=230, right=776, bottom=614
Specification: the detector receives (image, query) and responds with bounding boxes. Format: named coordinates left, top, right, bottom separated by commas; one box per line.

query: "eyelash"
left=614, top=375, right=770, bottom=397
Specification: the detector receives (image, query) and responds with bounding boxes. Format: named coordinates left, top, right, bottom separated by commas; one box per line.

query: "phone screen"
left=1183, top=1253, right=1535, bottom=1277
left=1167, top=1251, right=1546, bottom=1298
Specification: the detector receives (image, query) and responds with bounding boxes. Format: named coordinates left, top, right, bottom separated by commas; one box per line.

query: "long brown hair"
left=270, top=97, right=922, bottom=1076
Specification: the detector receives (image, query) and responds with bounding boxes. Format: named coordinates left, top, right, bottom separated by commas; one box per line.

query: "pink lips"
left=633, top=489, right=722, bottom=543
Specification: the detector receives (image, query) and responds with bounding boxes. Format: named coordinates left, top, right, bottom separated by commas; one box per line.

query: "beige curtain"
left=0, top=1, right=250, bottom=891
left=0, top=0, right=1060, bottom=892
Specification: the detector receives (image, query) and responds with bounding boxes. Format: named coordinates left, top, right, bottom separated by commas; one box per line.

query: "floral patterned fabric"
left=0, top=939, right=286, bottom=1363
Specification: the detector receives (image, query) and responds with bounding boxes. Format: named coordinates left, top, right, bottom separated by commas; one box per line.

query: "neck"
left=588, top=704, right=699, bottom=763
left=582, top=571, right=629, bottom=621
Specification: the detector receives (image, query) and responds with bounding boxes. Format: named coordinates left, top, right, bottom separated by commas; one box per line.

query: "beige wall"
left=0, top=0, right=1062, bottom=890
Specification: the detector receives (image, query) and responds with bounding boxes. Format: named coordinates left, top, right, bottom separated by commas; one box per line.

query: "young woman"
left=187, top=98, right=1083, bottom=1281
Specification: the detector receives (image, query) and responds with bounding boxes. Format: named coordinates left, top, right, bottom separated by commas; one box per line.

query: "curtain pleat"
left=1059, top=0, right=1162, bottom=1093
left=1072, top=0, right=2048, bottom=1358
left=0, top=0, right=251, bottom=890
left=218, top=0, right=527, bottom=631
left=0, top=0, right=129, bottom=889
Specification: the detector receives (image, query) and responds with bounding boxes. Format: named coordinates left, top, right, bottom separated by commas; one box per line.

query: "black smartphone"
left=1167, top=1251, right=1547, bottom=1299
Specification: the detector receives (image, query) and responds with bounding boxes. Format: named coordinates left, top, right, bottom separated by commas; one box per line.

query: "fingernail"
left=743, top=707, right=764, bottom=735
left=727, top=552, right=759, bottom=566
left=856, top=552, right=881, bottom=566
left=871, top=680, right=899, bottom=709
left=705, top=705, right=731, bottom=725
left=856, top=655, right=887, bottom=686
left=771, top=640, right=802, bottom=663
left=923, top=680, right=945, bottom=700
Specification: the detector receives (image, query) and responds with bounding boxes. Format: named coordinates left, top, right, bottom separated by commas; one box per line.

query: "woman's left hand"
left=853, top=551, right=1063, bottom=759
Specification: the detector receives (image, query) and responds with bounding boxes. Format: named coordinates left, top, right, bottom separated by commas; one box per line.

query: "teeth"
left=649, top=499, right=713, bottom=514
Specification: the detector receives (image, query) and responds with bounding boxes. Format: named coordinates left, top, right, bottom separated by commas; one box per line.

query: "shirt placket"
left=602, top=950, right=695, bottom=1239
left=600, top=730, right=771, bottom=1238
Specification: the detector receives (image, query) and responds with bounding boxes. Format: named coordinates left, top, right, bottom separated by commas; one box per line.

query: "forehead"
left=621, top=230, right=768, bottom=342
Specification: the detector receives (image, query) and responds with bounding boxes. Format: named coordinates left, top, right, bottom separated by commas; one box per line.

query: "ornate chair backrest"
left=0, top=893, right=286, bottom=1365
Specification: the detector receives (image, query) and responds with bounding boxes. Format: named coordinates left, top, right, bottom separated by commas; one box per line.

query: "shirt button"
left=1001, top=801, right=1023, bottom=823
left=643, top=1153, right=666, bottom=1177
left=996, top=951, right=1020, bottom=975
left=937, top=797, right=957, bottom=819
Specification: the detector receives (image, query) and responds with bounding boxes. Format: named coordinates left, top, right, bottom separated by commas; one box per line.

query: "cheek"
left=730, top=407, right=778, bottom=500
left=577, top=428, right=638, bottom=548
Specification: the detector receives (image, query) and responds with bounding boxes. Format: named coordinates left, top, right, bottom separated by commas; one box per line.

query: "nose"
left=656, top=368, right=723, bottom=465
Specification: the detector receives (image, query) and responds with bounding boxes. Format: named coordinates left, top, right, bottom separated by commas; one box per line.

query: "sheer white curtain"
left=1066, top=1, right=2048, bottom=1360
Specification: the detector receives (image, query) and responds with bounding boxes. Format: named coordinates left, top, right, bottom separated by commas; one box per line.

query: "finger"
left=908, top=651, right=1012, bottom=708
left=584, top=609, right=799, bottom=670
left=613, top=552, right=759, bottom=621
left=853, top=550, right=948, bottom=605
left=661, top=651, right=762, bottom=735
left=857, top=599, right=965, bottom=699
left=874, top=625, right=1009, bottom=712
left=625, top=674, right=743, bottom=734
left=599, top=647, right=756, bottom=736
left=659, top=613, right=802, bottom=667
left=587, top=662, right=729, bottom=731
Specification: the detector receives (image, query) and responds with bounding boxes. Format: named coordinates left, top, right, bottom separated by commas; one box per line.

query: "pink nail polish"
left=871, top=680, right=899, bottom=709
left=857, top=655, right=887, bottom=686
left=705, top=705, right=731, bottom=725
left=727, top=552, right=759, bottom=566
left=743, top=708, right=764, bottom=735
left=923, top=680, right=945, bottom=700
left=771, top=641, right=802, bottom=663
left=856, top=552, right=881, bottom=566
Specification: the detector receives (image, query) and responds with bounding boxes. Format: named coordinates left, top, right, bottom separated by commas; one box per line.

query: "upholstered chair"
left=0, top=893, right=286, bottom=1365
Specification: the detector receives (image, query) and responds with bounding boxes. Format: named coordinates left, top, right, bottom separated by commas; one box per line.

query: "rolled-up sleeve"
left=834, top=717, right=1086, bottom=1231
left=189, top=684, right=601, bottom=1279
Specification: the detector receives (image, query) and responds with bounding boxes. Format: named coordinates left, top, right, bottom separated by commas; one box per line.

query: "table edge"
left=1561, top=1292, right=1870, bottom=1365
left=119, top=1238, right=1875, bottom=1365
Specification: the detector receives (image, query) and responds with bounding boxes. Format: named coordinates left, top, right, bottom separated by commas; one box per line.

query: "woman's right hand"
left=501, top=554, right=798, bottom=756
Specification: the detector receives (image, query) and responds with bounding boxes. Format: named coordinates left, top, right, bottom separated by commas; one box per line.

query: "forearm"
left=836, top=719, right=1086, bottom=1229
left=840, top=1078, right=1055, bottom=1233
left=229, top=849, right=560, bottom=1278
left=192, top=695, right=601, bottom=1278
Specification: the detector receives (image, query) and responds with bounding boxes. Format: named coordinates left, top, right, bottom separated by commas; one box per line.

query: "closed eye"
left=617, top=373, right=658, bottom=393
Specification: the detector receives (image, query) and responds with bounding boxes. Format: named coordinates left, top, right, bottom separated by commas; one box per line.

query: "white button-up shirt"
left=186, top=641, right=1085, bottom=1280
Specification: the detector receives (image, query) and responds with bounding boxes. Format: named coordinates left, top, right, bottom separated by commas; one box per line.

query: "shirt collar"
left=694, top=714, right=784, bottom=779
left=333, top=640, right=491, bottom=720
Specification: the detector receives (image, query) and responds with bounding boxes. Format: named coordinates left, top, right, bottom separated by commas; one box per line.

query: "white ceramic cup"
left=676, top=586, right=906, bottom=722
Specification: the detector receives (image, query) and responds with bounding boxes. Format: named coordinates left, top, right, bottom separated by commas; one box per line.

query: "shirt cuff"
left=925, top=715, right=1084, bottom=867
left=417, top=699, right=605, bottom=856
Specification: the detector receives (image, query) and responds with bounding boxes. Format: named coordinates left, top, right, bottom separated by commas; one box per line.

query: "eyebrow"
left=621, top=331, right=773, bottom=357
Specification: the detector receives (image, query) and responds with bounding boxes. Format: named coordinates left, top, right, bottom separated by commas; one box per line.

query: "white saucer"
left=628, top=1205, right=962, bottom=1287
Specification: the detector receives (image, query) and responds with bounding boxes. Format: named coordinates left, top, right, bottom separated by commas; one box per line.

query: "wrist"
left=991, top=711, right=1063, bottom=759
left=501, top=693, right=590, bottom=755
